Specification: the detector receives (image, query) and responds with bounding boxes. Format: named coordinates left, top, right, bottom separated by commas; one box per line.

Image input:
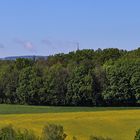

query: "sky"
left=0, top=0, right=140, bottom=57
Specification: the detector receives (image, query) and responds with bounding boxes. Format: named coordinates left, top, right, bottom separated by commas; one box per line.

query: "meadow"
left=0, top=104, right=140, bottom=140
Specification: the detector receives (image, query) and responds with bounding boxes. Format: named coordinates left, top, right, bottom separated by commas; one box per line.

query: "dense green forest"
left=0, top=48, right=140, bottom=106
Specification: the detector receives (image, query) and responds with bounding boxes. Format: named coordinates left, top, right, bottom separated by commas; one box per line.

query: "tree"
left=15, top=58, right=34, bottom=70
left=0, top=48, right=139, bottom=106
left=0, top=63, right=19, bottom=104
left=130, top=70, right=140, bottom=104
left=16, top=66, right=43, bottom=104
left=103, top=59, right=140, bottom=106
left=42, top=63, right=69, bottom=105
left=66, top=65, right=95, bottom=106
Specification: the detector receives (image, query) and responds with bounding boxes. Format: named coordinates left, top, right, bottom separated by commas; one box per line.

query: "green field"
left=0, top=104, right=140, bottom=140
left=0, top=104, right=140, bottom=114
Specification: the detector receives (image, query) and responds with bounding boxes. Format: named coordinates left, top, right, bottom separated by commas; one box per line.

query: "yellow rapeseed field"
left=0, top=110, right=140, bottom=140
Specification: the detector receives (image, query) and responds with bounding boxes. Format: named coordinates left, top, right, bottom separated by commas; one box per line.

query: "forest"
left=0, top=48, right=140, bottom=106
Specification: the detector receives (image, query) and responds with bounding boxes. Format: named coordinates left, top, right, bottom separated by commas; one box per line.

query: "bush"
left=16, top=129, right=39, bottom=140
left=0, top=124, right=115, bottom=140
left=0, top=125, right=38, bottom=140
left=0, top=125, right=16, bottom=140
left=89, top=136, right=112, bottom=140
left=134, top=129, right=140, bottom=140
left=41, top=124, right=67, bottom=140
left=72, top=136, right=78, bottom=140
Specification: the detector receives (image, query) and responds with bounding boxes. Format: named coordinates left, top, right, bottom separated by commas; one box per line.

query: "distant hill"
left=0, top=55, right=48, bottom=60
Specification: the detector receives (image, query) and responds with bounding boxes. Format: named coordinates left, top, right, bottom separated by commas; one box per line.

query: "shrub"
left=41, top=124, right=67, bottom=140
left=0, top=125, right=16, bottom=140
left=89, top=136, right=112, bottom=140
left=0, top=125, right=38, bottom=140
left=15, top=129, right=39, bottom=140
left=134, top=129, right=140, bottom=140
left=72, top=136, right=78, bottom=140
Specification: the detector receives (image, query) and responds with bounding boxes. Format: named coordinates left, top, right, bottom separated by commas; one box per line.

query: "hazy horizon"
left=0, top=0, right=140, bottom=57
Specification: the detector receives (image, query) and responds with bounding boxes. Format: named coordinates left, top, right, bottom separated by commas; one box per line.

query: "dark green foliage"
left=103, top=58, right=140, bottom=106
left=0, top=125, right=38, bottom=140
left=89, top=136, right=112, bottom=140
left=41, top=124, right=67, bottom=140
left=0, top=48, right=140, bottom=106
left=0, top=125, right=16, bottom=140
left=41, top=63, right=69, bottom=105
left=66, top=65, right=94, bottom=106
left=15, top=58, right=34, bottom=70
left=72, top=136, right=78, bottom=140
left=16, top=66, right=43, bottom=105
left=134, top=129, right=140, bottom=140
left=0, top=124, right=116, bottom=140
left=16, top=129, right=38, bottom=140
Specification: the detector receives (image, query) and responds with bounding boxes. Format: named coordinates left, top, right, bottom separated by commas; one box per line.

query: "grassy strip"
left=0, top=104, right=140, bottom=114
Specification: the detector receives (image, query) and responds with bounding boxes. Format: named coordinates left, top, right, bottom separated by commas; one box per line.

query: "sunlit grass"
left=0, top=109, right=140, bottom=140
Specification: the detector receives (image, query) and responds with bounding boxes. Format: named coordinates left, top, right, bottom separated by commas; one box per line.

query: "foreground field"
left=0, top=105, right=140, bottom=140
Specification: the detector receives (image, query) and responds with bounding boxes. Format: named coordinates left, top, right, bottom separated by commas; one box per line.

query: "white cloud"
left=14, top=39, right=36, bottom=52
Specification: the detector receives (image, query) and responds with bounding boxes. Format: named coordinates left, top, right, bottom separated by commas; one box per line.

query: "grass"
left=0, top=104, right=140, bottom=114
left=0, top=104, right=140, bottom=140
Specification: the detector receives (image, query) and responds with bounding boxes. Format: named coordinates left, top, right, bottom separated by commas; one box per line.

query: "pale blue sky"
left=0, top=0, right=140, bottom=57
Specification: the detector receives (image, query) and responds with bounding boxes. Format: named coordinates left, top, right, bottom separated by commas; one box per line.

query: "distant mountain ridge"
left=0, top=55, right=48, bottom=60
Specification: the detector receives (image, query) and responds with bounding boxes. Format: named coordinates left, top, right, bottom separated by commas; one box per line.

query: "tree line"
left=0, top=48, right=140, bottom=106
